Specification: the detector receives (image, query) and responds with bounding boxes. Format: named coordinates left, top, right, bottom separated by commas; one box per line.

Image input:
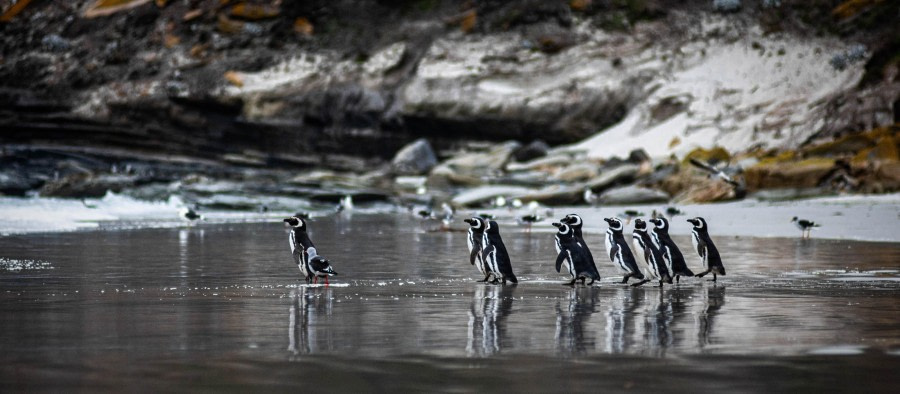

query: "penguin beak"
left=603, top=218, right=613, bottom=224
left=283, top=218, right=291, bottom=223
left=551, top=222, right=562, bottom=228
left=463, top=219, right=474, bottom=225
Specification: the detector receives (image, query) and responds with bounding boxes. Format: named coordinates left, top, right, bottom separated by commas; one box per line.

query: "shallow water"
left=2, top=214, right=899, bottom=391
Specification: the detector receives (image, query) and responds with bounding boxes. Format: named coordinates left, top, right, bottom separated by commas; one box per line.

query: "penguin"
left=552, top=222, right=601, bottom=286
left=463, top=217, right=492, bottom=282
left=688, top=217, right=726, bottom=282
left=284, top=215, right=315, bottom=283
left=305, top=247, right=338, bottom=285
left=603, top=217, right=646, bottom=285
left=648, top=217, right=694, bottom=283
left=481, top=220, right=518, bottom=285
left=632, top=219, right=673, bottom=287
left=560, top=213, right=597, bottom=270
left=791, top=216, right=820, bottom=239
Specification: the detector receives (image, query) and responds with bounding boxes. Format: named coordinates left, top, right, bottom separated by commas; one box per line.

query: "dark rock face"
left=513, top=140, right=550, bottom=162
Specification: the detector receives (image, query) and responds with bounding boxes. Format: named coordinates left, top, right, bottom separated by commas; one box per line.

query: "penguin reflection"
left=288, top=286, right=334, bottom=358
left=555, top=286, right=600, bottom=355
left=466, top=285, right=516, bottom=356
left=697, top=285, right=726, bottom=349
left=604, top=287, right=646, bottom=354
left=642, top=290, right=674, bottom=356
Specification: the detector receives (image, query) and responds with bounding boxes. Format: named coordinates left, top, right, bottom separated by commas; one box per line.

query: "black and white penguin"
left=284, top=215, right=315, bottom=283
left=632, top=219, right=673, bottom=287
left=305, top=247, right=338, bottom=285
left=560, top=213, right=597, bottom=270
left=481, top=220, right=518, bottom=285
left=603, top=217, right=646, bottom=285
left=648, top=217, right=694, bottom=283
left=791, top=216, right=821, bottom=239
left=552, top=222, right=601, bottom=286
left=688, top=217, right=726, bottom=282
left=464, top=217, right=492, bottom=282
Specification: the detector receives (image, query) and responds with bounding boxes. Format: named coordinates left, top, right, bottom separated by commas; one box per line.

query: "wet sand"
left=1, top=215, right=899, bottom=392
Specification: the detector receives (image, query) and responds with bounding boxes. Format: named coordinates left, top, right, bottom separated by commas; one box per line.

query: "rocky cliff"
left=1, top=0, right=897, bottom=204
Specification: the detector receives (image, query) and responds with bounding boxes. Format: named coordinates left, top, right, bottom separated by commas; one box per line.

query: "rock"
left=513, top=140, right=550, bottom=162
left=673, top=178, right=737, bottom=204
left=627, top=149, right=651, bottom=165
left=743, top=158, right=835, bottom=191
left=598, top=185, right=670, bottom=205
left=0, top=171, right=42, bottom=196
left=40, top=173, right=140, bottom=198
left=451, top=185, right=534, bottom=207
left=428, top=141, right=520, bottom=185
left=518, top=184, right=585, bottom=205
left=551, top=163, right=598, bottom=183
left=683, top=146, right=731, bottom=166
left=749, top=187, right=835, bottom=201
left=391, top=138, right=438, bottom=176
left=506, top=153, right=574, bottom=172
left=363, top=42, right=407, bottom=77
left=584, top=164, right=641, bottom=192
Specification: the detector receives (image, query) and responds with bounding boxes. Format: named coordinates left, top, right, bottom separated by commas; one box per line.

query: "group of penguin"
left=282, top=211, right=726, bottom=287
left=465, top=214, right=726, bottom=287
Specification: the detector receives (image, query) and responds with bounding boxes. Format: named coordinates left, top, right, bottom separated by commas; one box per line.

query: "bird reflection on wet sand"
left=466, top=285, right=516, bottom=356
left=288, top=286, right=334, bottom=358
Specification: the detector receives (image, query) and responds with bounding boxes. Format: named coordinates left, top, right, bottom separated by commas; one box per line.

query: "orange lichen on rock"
left=832, top=0, right=884, bottom=20
left=83, top=0, right=153, bottom=18
left=183, top=9, right=203, bottom=21
left=217, top=13, right=244, bottom=34
left=224, top=71, right=244, bottom=87
left=230, top=2, right=280, bottom=20
left=1, top=0, right=34, bottom=22
left=460, top=9, right=476, bottom=33
left=569, top=0, right=591, bottom=11
left=293, top=17, right=313, bottom=36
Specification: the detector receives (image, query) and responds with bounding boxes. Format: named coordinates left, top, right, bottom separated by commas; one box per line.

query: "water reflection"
left=643, top=290, right=673, bottom=356
left=554, top=287, right=600, bottom=355
left=605, top=287, right=646, bottom=353
left=287, top=286, right=334, bottom=358
left=466, top=285, right=516, bottom=356
left=697, top=285, right=726, bottom=350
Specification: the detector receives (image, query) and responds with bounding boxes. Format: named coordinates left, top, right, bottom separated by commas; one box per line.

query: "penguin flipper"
left=555, top=251, right=567, bottom=273
left=469, top=247, right=479, bottom=265
left=608, top=243, right=620, bottom=263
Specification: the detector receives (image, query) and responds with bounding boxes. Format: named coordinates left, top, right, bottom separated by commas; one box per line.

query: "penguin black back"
left=632, top=219, right=672, bottom=285
left=284, top=216, right=315, bottom=282
left=482, top=221, right=518, bottom=284
left=688, top=217, right=725, bottom=281
left=553, top=222, right=600, bottom=285
left=464, top=217, right=492, bottom=282
left=649, top=217, right=694, bottom=281
left=603, top=217, right=645, bottom=284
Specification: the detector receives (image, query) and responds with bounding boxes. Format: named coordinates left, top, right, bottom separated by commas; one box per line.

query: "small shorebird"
left=791, top=217, right=821, bottom=239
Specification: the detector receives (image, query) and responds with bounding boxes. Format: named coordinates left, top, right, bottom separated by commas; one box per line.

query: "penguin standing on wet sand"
left=464, top=217, right=492, bottom=282
left=481, top=220, right=518, bottom=285
left=552, top=222, right=601, bottom=286
left=560, top=214, right=595, bottom=264
left=284, top=216, right=315, bottom=283
left=632, top=219, right=673, bottom=287
left=305, top=247, right=338, bottom=285
left=649, top=217, right=695, bottom=283
left=603, top=217, right=646, bottom=285
left=688, top=217, right=726, bottom=282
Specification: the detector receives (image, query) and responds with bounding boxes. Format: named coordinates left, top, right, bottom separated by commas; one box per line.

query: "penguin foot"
left=658, top=281, right=665, bottom=287
left=563, top=279, right=576, bottom=286
left=490, top=279, right=500, bottom=285
left=587, top=278, right=596, bottom=286
left=695, top=272, right=708, bottom=278
left=630, top=280, right=650, bottom=287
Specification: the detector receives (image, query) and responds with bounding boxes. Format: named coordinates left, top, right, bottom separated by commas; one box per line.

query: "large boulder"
left=428, top=141, right=521, bottom=186
left=598, top=185, right=670, bottom=205
left=391, top=138, right=438, bottom=176
left=743, top=158, right=835, bottom=191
